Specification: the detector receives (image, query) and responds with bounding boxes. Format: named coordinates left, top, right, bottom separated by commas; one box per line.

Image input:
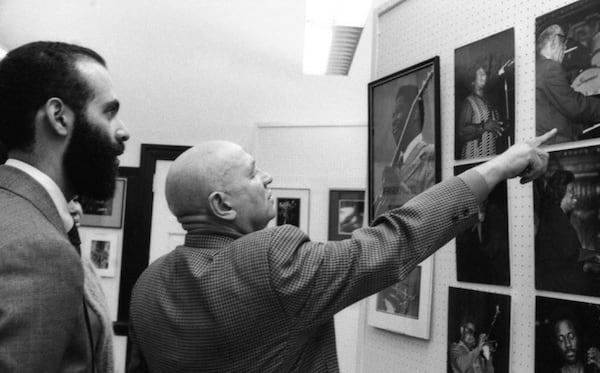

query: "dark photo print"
left=536, top=0, right=600, bottom=145
left=534, top=145, right=600, bottom=297
left=447, top=287, right=510, bottom=373
left=276, top=197, right=300, bottom=227
left=455, top=28, right=515, bottom=160
left=536, top=296, right=600, bottom=373
left=454, top=163, right=510, bottom=286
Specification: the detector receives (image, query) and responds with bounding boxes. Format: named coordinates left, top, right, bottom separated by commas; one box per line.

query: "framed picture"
left=454, top=162, right=510, bottom=286
left=267, top=188, right=310, bottom=234
left=447, top=287, right=511, bottom=373
left=455, top=28, right=515, bottom=160
left=328, top=189, right=365, bottom=240
left=368, top=56, right=440, bottom=220
left=535, top=0, right=600, bottom=145
left=534, top=145, right=600, bottom=297
left=80, top=177, right=127, bottom=228
left=367, top=57, right=440, bottom=339
left=82, top=231, right=118, bottom=277
left=367, top=257, right=433, bottom=339
left=535, top=296, right=600, bottom=373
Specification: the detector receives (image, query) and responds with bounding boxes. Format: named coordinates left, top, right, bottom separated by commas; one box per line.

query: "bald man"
left=536, top=24, right=600, bottom=144
left=128, top=131, right=555, bottom=373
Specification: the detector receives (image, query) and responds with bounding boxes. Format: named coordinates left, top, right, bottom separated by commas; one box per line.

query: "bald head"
left=166, top=140, right=276, bottom=233
left=166, top=140, right=245, bottom=219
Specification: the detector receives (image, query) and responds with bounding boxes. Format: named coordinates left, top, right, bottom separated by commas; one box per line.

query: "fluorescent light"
left=303, top=0, right=372, bottom=75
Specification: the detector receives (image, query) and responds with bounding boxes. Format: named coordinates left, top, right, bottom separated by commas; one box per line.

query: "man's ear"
left=207, top=191, right=237, bottom=221
left=43, top=97, right=75, bottom=137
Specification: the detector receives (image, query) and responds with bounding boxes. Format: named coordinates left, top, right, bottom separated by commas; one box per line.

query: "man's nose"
left=116, top=120, right=130, bottom=142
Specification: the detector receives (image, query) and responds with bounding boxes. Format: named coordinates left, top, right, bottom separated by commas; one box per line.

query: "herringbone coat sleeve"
left=268, top=176, right=479, bottom=329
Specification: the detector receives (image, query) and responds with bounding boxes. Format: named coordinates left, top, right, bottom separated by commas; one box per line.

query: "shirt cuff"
left=458, top=168, right=490, bottom=204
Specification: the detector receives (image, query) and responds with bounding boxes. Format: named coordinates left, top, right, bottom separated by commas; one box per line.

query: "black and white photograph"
left=375, top=266, right=421, bottom=318
left=536, top=296, right=600, bottom=373
left=82, top=231, right=118, bottom=278
left=534, top=145, right=600, bottom=296
left=328, top=189, right=365, bottom=240
left=267, top=188, right=310, bottom=234
left=455, top=163, right=510, bottom=286
left=536, top=0, right=600, bottom=145
left=447, top=287, right=510, bottom=373
left=368, top=57, right=441, bottom=219
left=455, top=28, right=515, bottom=160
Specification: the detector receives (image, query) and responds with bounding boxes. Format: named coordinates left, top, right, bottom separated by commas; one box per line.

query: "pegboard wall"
left=359, top=0, right=597, bottom=372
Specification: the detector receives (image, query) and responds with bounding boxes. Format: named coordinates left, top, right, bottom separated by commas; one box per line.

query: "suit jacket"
left=536, top=57, right=600, bottom=144
left=128, top=176, right=479, bottom=373
left=0, top=165, right=92, bottom=373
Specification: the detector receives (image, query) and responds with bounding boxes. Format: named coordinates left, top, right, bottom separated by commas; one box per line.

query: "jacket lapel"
left=0, top=165, right=66, bottom=235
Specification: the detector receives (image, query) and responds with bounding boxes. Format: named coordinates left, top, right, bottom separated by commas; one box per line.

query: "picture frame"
left=82, top=230, right=118, bottom=277
left=267, top=188, right=310, bottom=234
left=368, top=56, right=441, bottom=220
left=454, top=28, right=515, bottom=160
left=535, top=296, right=600, bottom=373
left=447, top=287, right=511, bottom=373
left=454, top=162, right=510, bottom=286
left=80, top=177, right=127, bottom=228
left=367, top=257, right=434, bottom=339
left=535, top=0, right=600, bottom=145
left=367, top=57, right=440, bottom=338
left=328, top=189, right=365, bottom=241
left=534, top=145, right=600, bottom=297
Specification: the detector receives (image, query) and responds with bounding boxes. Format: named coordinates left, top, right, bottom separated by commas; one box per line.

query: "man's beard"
left=63, top=112, right=121, bottom=201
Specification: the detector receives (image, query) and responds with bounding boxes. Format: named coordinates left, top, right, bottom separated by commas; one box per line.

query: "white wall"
left=0, top=0, right=370, bottom=167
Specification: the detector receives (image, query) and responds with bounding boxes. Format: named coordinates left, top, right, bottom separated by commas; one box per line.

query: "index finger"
left=528, top=128, right=557, bottom=147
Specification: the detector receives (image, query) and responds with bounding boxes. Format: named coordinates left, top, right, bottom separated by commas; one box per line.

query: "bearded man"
left=0, top=41, right=129, bottom=373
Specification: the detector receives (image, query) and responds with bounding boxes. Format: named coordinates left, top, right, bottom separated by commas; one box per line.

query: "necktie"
left=68, top=225, right=82, bottom=255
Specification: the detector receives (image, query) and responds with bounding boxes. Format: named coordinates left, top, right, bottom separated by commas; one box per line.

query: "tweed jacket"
left=0, top=165, right=91, bottom=373
left=536, top=57, right=600, bottom=144
left=128, top=176, right=480, bottom=373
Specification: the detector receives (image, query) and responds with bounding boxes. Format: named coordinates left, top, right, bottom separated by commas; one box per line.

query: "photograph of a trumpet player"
left=536, top=0, right=600, bottom=145
left=448, top=287, right=510, bottom=373
left=455, top=28, right=515, bottom=160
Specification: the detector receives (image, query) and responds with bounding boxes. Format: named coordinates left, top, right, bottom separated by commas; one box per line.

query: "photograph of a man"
left=447, top=287, right=510, bottom=373
left=455, top=28, right=515, bottom=160
left=536, top=0, right=600, bottom=145
left=536, top=296, right=600, bottom=373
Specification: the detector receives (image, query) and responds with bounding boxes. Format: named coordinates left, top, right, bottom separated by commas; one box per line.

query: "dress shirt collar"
left=5, top=158, right=73, bottom=231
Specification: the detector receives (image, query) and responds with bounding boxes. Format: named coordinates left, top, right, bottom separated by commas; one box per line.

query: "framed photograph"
left=368, top=56, right=440, bottom=220
left=455, top=28, right=515, bottom=160
left=367, top=257, right=433, bottom=339
left=82, top=231, right=118, bottom=277
left=80, top=177, right=127, bottom=228
left=447, top=287, right=511, bottom=373
left=328, top=189, right=365, bottom=240
left=267, top=188, right=310, bottom=234
left=534, top=145, right=600, bottom=297
left=454, top=162, right=510, bottom=286
left=536, top=296, right=600, bottom=372
left=536, top=0, right=600, bottom=145
left=367, top=57, right=440, bottom=339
